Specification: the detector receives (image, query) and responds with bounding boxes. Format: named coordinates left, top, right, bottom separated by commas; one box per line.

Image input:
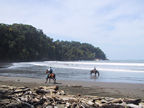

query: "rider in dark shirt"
left=49, top=67, right=53, bottom=74
left=45, top=67, right=53, bottom=83
left=94, top=67, right=96, bottom=71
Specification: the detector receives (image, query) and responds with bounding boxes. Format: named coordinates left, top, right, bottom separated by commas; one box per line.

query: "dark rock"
left=124, top=99, right=141, bottom=105
left=36, top=89, right=50, bottom=94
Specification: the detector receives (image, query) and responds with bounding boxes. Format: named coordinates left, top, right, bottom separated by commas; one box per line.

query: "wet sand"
left=0, top=76, right=144, bottom=99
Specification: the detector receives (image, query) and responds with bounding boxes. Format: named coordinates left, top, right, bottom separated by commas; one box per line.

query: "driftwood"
left=38, top=85, right=59, bottom=90
left=0, top=84, right=144, bottom=108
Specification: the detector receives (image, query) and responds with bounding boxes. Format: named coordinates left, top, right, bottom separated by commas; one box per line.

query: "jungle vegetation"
left=0, top=23, right=106, bottom=61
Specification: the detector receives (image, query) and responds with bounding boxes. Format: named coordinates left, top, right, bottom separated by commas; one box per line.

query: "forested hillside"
left=0, top=23, right=106, bottom=61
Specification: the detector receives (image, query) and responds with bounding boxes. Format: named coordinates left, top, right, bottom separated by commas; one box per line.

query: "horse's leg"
left=53, top=75, right=56, bottom=84
left=95, top=71, right=100, bottom=77
left=97, top=71, right=100, bottom=77
left=45, top=78, right=47, bottom=83
left=54, top=78, right=56, bottom=84
left=45, top=75, right=48, bottom=83
left=90, top=71, right=93, bottom=76
left=95, top=72, right=96, bottom=76
left=52, top=78, right=56, bottom=84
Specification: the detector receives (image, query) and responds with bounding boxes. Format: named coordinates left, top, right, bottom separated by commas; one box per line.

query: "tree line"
left=0, top=23, right=107, bottom=61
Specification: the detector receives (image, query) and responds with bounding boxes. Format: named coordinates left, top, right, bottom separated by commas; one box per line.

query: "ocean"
left=0, top=60, right=144, bottom=84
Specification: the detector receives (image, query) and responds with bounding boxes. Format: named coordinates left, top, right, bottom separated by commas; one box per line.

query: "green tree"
left=0, top=23, right=107, bottom=61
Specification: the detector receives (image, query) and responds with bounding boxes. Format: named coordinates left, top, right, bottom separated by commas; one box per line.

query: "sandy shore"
left=0, top=76, right=144, bottom=99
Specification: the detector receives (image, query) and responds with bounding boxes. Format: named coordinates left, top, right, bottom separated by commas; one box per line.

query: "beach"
left=0, top=76, right=144, bottom=99
left=1, top=61, right=144, bottom=107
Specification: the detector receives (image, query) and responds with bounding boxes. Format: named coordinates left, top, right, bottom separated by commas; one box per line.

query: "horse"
left=90, top=69, right=100, bottom=77
left=45, top=70, right=56, bottom=84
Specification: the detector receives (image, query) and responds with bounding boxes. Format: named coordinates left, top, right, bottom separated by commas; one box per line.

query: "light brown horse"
left=90, top=69, right=100, bottom=77
left=45, top=69, right=56, bottom=84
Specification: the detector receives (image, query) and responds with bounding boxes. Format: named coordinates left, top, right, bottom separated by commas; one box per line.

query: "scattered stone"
left=0, top=85, right=144, bottom=108
left=57, top=90, right=65, bottom=95
left=123, top=98, right=141, bottom=105
left=111, top=98, right=123, bottom=103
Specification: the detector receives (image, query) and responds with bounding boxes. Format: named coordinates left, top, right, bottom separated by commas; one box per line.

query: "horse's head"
left=90, top=70, right=93, bottom=74
left=46, top=69, right=49, bottom=74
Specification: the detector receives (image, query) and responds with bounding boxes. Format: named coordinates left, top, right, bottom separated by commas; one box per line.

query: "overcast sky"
left=0, top=0, right=144, bottom=60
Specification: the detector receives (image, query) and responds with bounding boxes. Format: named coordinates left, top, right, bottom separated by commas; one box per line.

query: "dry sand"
left=0, top=76, right=144, bottom=99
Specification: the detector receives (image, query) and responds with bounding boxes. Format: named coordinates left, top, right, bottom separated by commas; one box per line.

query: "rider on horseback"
left=45, top=67, right=56, bottom=83
left=90, top=66, right=100, bottom=77
left=94, top=67, right=96, bottom=71
left=49, top=67, right=53, bottom=73
left=48, top=67, right=53, bottom=77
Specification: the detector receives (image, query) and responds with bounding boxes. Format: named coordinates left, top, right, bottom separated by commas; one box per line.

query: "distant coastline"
left=0, top=23, right=107, bottom=62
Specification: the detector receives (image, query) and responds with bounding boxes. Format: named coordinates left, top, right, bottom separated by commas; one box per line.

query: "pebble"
left=0, top=84, right=144, bottom=108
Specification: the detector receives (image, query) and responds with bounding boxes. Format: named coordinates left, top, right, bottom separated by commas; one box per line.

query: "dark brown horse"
left=90, top=69, right=100, bottom=77
left=45, top=70, right=56, bottom=84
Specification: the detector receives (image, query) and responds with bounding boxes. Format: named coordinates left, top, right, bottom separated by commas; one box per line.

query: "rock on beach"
left=0, top=85, right=144, bottom=108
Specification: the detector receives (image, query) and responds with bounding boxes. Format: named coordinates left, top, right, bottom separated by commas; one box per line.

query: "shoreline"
left=0, top=62, right=12, bottom=68
left=0, top=76, right=144, bottom=99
